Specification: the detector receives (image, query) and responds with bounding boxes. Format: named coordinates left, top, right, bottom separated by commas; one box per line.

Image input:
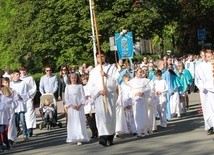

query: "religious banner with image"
left=115, top=32, right=134, bottom=59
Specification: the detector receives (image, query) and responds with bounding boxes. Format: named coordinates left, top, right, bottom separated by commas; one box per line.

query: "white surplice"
left=88, top=63, right=119, bottom=136
left=21, top=75, right=37, bottom=129
left=10, top=80, right=29, bottom=113
left=0, top=91, right=14, bottom=125
left=65, top=84, right=89, bottom=143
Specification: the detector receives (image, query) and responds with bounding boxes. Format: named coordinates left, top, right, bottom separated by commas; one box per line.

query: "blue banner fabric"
left=115, top=32, right=134, bottom=59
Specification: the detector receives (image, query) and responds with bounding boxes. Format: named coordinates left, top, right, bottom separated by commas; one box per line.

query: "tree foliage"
left=0, top=0, right=213, bottom=73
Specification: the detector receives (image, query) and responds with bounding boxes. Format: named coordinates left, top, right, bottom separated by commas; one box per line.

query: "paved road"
left=2, top=92, right=214, bottom=155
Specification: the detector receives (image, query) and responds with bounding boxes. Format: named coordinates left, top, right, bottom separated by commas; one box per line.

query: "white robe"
left=88, top=63, right=119, bottom=136
left=65, top=84, right=89, bottom=143
left=145, top=79, right=157, bottom=132
left=115, top=84, right=129, bottom=134
left=128, top=77, right=150, bottom=134
left=0, top=91, right=14, bottom=125
left=8, top=92, right=19, bottom=141
left=120, top=83, right=136, bottom=133
left=21, top=75, right=37, bottom=129
left=200, top=62, right=214, bottom=129
left=10, top=80, right=29, bottom=113
left=154, top=79, right=168, bottom=127
left=195, top=61, right=209, bottom=130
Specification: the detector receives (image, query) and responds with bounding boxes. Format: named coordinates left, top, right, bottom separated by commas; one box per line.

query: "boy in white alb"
left=115, top=74, right=131, bottom=137
left=120, top=74, right=136, bottom=135
left=10, top=70, right=29, bottom=139
left=2, top=77, right=18, bottom=146
left=0, top=85, right=14, bottom=152
left=19, top=66, right=37, bottom=137
left=154, top=70, right=168, bottom=128
left=129, top=68, right=150, bottom=138
left=81, top=74, right=98, bottom=139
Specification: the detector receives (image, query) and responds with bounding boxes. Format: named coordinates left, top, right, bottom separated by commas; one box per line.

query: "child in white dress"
left=154, top=70, right=168, bottom=128
left=65, top=73, right=89, bottom=146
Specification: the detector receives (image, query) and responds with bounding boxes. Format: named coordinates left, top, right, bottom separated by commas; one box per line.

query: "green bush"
left=32, top=73, right=43, bottom=87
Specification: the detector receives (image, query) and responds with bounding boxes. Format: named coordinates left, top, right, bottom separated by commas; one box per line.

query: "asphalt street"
left=2, top=92, right=214, bottom=155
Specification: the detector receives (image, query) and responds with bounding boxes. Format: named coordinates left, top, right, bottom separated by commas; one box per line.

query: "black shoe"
left=132, top=133, right=137, bottom=136
left=107, top=141, right=114, bottom=146
left=9, top=140, right=14, bottom=146
left=207, top=128, right=214, bottom=135
left=0, top=145, right=4, bottom=152
left=6, top=145, right=11, bottom=151
left=17, top=130, right=22, bottom=137
left=91, top=136, right=98, bottom=140
left=99, top=139, right=107, bottom=146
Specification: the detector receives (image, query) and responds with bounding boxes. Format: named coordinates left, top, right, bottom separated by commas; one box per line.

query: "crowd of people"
left=1, top=49, right=214, bottom=152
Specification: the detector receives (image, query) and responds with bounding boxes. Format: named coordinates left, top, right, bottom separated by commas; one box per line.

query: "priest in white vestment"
left=88, top=52, right=119, bottom=146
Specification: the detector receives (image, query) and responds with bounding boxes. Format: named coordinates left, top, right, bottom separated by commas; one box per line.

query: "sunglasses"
left=46, top=70, right=52, bottom=72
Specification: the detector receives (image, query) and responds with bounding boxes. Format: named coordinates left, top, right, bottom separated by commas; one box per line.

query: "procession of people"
left=1, top=49, right=214, bottom=152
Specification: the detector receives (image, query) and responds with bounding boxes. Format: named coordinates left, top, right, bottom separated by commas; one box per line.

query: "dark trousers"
left=15, top=112, right=28, bottom=137
left=0, top=125, right=9, bottom=147
left=85, top=113, right=98, bottom=137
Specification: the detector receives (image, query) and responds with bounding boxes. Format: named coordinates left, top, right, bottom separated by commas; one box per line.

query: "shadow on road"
left=3, top=101, right=208, bottom=155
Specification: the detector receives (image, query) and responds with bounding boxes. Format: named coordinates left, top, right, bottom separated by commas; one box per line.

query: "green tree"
left=1, top=0, right=94, bottom=73
left=0, top=0, right=214, bottom=73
